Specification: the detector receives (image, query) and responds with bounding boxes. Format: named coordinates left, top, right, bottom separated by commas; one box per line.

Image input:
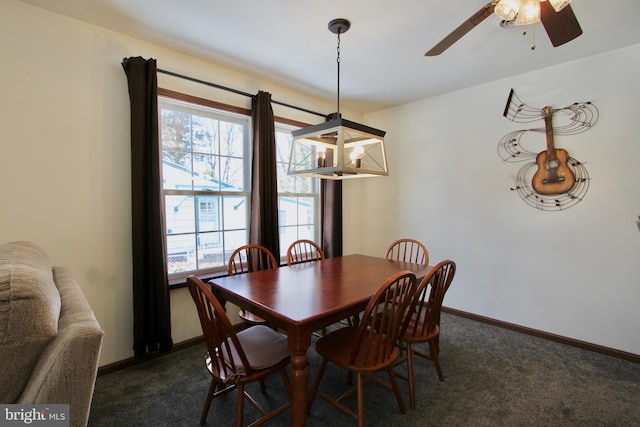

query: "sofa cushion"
left=0, top=241, right=61, bottom=402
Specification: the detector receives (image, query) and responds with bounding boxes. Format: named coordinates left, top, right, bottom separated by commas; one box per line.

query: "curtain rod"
left=157, top=68, right=327, bottom=118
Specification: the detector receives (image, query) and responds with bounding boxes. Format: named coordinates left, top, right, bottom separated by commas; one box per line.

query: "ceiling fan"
left=426, top=0, right=583, bottom=56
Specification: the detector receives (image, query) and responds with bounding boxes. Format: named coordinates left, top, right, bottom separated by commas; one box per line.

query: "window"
left=160, top=97, right=250, bottom=278
left=159, top=94, right=320, bottom=279
left=275, top=124, right=320, bottom=258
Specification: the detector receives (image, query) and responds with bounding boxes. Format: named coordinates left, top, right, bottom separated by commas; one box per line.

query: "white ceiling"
left=21, top=0, right=640, bottom=113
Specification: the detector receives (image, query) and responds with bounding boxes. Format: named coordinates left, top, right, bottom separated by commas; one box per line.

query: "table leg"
left=288, top=329, right=311, bottom=426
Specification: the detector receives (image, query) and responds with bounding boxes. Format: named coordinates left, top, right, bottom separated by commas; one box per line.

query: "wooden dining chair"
left=228, top=244, right=278, bottom=328
left=384, top=238, right=429, bottom=266
left=307, top=271, right=417, bottom=427
left=286, top=239, right=328, bottom=336
left=395, top=259, right=456, bottom=410
left=286, top=239, right=325, bottom=266
left=186, top=276, right=292, bottom=426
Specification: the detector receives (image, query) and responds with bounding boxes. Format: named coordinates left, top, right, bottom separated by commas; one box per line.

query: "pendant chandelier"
left=287, top=18, right=389, bottom=180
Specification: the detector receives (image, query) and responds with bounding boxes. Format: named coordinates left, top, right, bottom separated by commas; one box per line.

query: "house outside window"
left=159, top=94, right=320, bottom=280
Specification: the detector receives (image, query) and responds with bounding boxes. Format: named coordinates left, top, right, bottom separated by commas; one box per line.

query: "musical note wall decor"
left=498, top=89, right=598, bottom=211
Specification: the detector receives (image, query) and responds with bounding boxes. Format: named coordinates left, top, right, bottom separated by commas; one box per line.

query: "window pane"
left=192, top=114, right=218, bottom=155
left=161, top=109, right=192, bottom=153
left=222, top=196, right=248, bottom=230
left=220, top=121, right=244, bottom=157
left=193, top=153, right=219, bottom=190
left=297, top=197, right=315, bottom=225
left=224, top=230, right=247, bottom=263
left=278, top=196, right=298, bottom=227
left=197, top=195, right=220, bottom=232
left=163, top=155, right=193, bottom=190
left=167, top=234, right=196, bottom=274
left=294, top=175, right=314, bottom=194
left=166, top=195, right=195, bottom=234
left=197, top=232, right=224, bottom=270
left=219, top=156, right=245, bottom=191
left=276, top=130, right=293, bottom=193
left=297, top=225, right=314, bottom=241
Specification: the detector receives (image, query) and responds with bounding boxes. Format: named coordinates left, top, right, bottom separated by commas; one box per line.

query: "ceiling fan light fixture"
left=548, top=0, right=572, bottom=12
left=495, top=0, right=523, bottom=21
left=515, top=0, right=541, bottom=25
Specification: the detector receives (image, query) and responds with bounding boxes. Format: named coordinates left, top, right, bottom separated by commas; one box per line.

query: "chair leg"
left=307, top=358, right=328, bottom=412
left=200, top=377, right=217, bottom=424
left=429, top=339, right=445, bottom=382
left=356, top=373, right=365, bottom=427
left=406, top=343, right=416, bottom=411
left=236, top=384, right=245, bottom=427
left=387, top=367, right=406, bottom=414
left=279, top=367, right=293, bottom=399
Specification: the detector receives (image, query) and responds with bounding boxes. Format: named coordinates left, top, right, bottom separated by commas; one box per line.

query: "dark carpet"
left=88, top=313, right=640, bottom=426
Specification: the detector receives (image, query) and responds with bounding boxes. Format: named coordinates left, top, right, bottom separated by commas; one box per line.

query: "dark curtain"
left=122, top=56, right=173, bottom=357
left=249, top=91, right=280, bottom=260
left=321, top=180, right=343, bottom=258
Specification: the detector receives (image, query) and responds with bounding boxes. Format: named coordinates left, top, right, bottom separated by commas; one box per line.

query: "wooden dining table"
left=209, top=254, right=432, bottom=426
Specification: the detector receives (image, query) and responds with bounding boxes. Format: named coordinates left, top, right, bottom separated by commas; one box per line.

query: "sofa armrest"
left=17, top=267, right=104, bottom=427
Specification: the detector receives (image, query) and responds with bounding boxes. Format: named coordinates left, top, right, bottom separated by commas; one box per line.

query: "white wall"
left=346, top=44, right=640, bottom=355
left=2, top=0, right=638, bottom=367
left=1, top=0, right=356, bottom=366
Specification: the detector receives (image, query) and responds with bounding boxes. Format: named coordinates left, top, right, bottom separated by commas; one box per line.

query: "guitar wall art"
left=498, top=89, right=598, bottom=211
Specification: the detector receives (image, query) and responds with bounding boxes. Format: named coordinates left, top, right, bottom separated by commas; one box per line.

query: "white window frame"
left=159, top=96, right=251, bottom=280
left=159, top=91, right=322, bottom=280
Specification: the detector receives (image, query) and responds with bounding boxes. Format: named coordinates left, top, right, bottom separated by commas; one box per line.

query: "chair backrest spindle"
left=402, top=260, right=456, bottom=340
left=286, top=239, right=325, bottom=266
left=385, top=238, right=429, bottom=266
left=228, top=244, right=278, bottom=275
left=350, top=271, right=416, bottom=367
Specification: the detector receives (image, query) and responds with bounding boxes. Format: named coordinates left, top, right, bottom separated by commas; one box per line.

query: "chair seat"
left=236, top=325, right=290, bottom=370
left=238, top=309, right=268, bottom=325
left=209, top=325, right=290, bottom=383
left=315, top=326, right=399, bottom=374
left=401, top=313, right=440, bottom=343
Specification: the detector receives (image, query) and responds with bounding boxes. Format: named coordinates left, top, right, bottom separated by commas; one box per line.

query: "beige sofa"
left=0, top=241, right=104, bottom=427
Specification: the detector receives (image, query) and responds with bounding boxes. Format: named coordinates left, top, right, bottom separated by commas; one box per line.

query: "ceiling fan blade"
left=425, top=1, right=496, bottom=56
left=540, top=2, right=583, bottom=47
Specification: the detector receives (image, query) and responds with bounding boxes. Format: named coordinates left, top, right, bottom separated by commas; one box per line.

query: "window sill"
left=168, top=271, right=230, bottom=290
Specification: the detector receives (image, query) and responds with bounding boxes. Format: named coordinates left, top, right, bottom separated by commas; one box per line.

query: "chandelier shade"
left=288, top=117, right=388, bottom=180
